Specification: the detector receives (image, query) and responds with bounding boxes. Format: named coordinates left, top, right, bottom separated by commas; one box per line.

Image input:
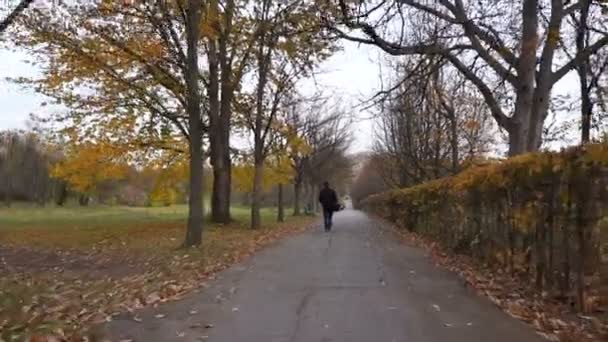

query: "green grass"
left=0, top=203, right=287, bottom=249
left=0, top=203, right=313, bottom=341
left=0, top=204, right=280, bottom=230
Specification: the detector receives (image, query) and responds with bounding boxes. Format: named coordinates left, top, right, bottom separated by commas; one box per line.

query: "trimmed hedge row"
left=362, top=144, right=608, bottom=313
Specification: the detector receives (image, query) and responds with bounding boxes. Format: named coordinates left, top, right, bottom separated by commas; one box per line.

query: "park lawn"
left=0, top=204, right=271, bottom=248
left=0, top=204, right=314, bottom=341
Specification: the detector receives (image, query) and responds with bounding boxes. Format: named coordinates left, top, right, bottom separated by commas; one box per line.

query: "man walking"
left=318, top=181, right=338, bottom=231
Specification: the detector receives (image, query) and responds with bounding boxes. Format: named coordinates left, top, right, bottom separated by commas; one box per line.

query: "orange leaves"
left=233, top=162, right=290, bottom=193
left=51, top=141, right=130, bottom=194
left=200, top=19, right=219, bottom=39
left=148, top=155, right=189, bottom=206
left=387, top=224, right=605, bottom=342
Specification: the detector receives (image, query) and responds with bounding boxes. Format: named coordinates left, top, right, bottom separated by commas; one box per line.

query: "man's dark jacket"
left=319, top=187, right=338, bottom=210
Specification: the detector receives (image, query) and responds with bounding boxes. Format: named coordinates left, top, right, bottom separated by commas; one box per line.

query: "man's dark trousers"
left=323, top=207, right=333, bottom=231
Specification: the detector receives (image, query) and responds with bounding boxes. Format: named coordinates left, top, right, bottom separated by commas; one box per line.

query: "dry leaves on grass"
left=1, top=218, right=313, bottom=341
left=382, top=222, right=607, bottom=342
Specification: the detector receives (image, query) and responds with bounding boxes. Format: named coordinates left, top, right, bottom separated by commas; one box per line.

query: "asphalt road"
left=103, top=210, right=545, bottom=342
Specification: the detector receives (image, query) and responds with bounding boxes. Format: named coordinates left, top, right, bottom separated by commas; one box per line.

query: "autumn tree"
left=566, top=1, right=608, bottom=143
left=50, top=140, right=130, bottom=205
left=13, top=0, right=206, bottom=246
left=203, top=0, right=256, bottom=224
left=373, top=55, right=494, bottom=187
left=293, top=102, right=351, bottom=213
left=330, top=0, right=608, bottom=155
left=12, top=2, right=198, bottom=155
left=281, top=96, right=349, bottom=215
left=0, top=130, right=58, bottom=206
left=0, top=0, right=34, bottom=33
left=350, top=153, right=390, bottom=207
left=243, top=0, right=335, bottom=229
left=267, top=124, right=300, bottom=222
left=182, top=0, right=204, bottom=246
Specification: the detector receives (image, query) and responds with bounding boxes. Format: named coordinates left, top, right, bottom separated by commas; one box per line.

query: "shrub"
left=362, top=143, right=608, bottom=313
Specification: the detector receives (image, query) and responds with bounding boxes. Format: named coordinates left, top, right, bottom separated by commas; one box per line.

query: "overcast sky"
left=1, top=34, right=585, bottom=155
left=0, top=41, right=380, bottom=152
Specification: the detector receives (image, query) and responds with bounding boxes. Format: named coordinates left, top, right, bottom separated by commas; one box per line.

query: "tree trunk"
left=449, top=113, right=458, bottom=174
left=312, top=185, right=319, bottom=213
left=208, top=0, right=232, bottom=225
left=0, top=0, right=35, bottom=33
left=182, top=0, right=204, bottom=248
left=78, top=194, right=89, bottom=206
left=576, top=2, right=592, bottom=144
left=277, top=183, right=284, bottom=222
left=251, top=159, right=264, bottom=229
left=293, top=175, right=302, bottom=216
left=529, top=0, right=564, bottom=152
left=211, top=159, right=231, bottom=223
left=4, top=177, right=11, bottom=207
left=507, top=122, right=529, bottom=156
left=508, top=0, right=539, bottom=156
left=251, top=27, right=269, bottom=230
left=580, top=77, right=592, bottom=144
left=55, top=181, right=68, bottom=206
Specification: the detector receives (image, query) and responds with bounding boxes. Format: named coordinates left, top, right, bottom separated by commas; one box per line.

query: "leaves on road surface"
left=384, top=222, right=607, bottom=342
left=1, top=218, right=314, bottom=341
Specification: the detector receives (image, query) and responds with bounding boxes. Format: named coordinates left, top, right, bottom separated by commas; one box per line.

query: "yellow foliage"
left=233, top=159, right=293, bottom=193
left=148, top=155, right=189, bottom=206
left=363, top=143, right=608, bottom=234
left=51, top=142, right=130, bottom=194
left=150, top=184, right=178, bottom=206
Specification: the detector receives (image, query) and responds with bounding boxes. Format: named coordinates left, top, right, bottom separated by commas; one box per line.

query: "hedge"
left=361, top=144, right=608, bottom=313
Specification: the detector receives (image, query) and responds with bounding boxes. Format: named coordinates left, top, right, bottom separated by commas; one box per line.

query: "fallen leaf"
left=432, top=304, right=441, bottom=312
left=155, top=314, right=166, bottom=319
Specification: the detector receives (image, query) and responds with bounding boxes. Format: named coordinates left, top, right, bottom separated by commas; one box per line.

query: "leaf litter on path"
left=381, top=220, right=607, bottom=342
left=2, top=217, right=315, bottom=341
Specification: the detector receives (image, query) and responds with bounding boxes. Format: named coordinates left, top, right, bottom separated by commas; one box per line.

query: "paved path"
left=103, top=210, right=544, bottom=342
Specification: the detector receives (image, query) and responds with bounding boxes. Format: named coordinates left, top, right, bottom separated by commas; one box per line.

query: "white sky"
left=0, top=37, right=583, bottom=154
left=0, top=41, right=380, bottom=152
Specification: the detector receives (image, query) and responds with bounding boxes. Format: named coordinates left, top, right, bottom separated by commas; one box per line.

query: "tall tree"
left=246, top=0, right=333, bottom=229
left=331, top=0, right=608, bottom=155
left=0, top=0, right=34, bottom=33
left=569, top=1, right=608, bottom=143
left=204, top=0, right=256, bottom=224
left=13, top=1, right=207, bottom=246
left=183, top=0, right=204, bottom=247
left=373, top=55, right=493, bottom=187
